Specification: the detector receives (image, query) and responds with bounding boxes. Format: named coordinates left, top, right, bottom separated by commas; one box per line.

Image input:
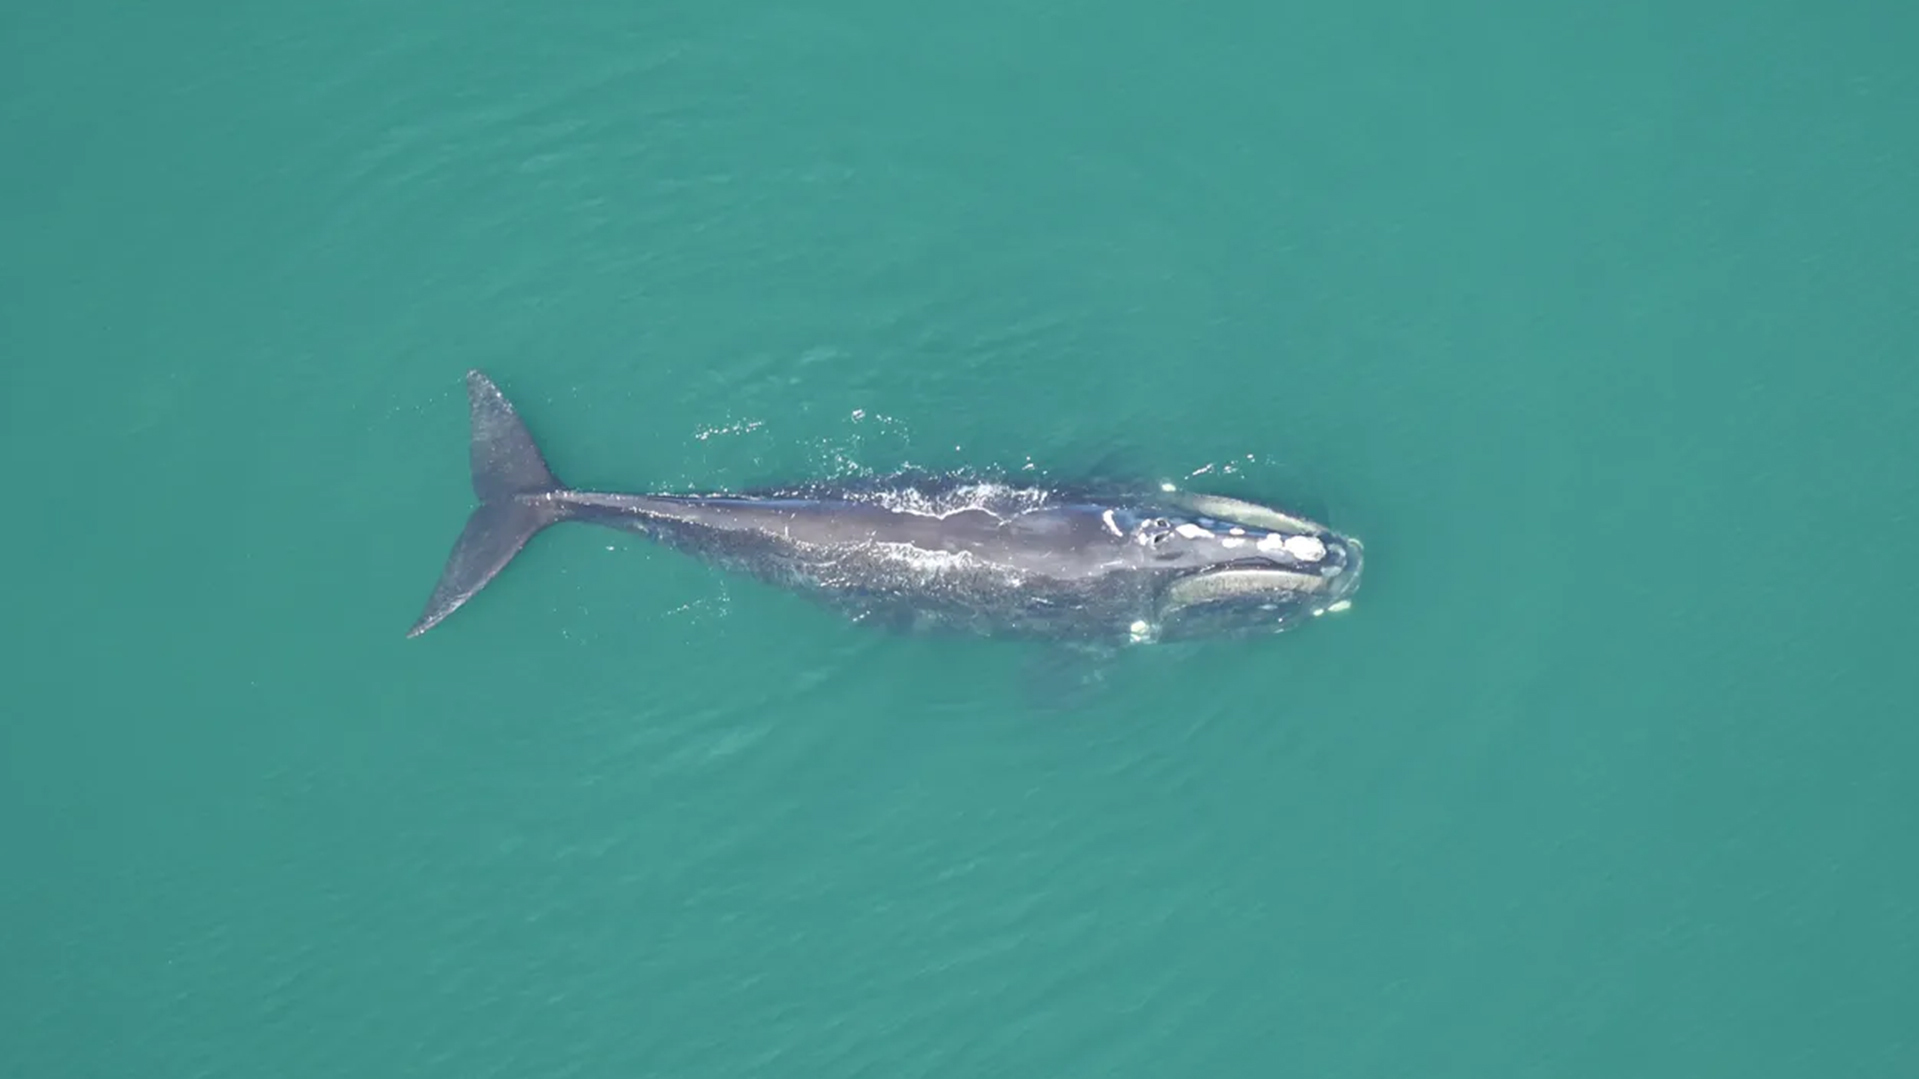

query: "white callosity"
left=1282, top=534, right=1325, bottom=562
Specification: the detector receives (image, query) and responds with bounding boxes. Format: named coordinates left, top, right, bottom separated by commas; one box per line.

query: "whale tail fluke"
left=407, top=370, right=575, bottom=638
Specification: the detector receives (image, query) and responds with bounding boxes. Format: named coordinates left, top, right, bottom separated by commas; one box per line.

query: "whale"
left=407, top=371, right=1365, bottom=643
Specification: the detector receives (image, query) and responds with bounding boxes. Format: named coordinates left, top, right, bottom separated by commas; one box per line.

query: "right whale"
left=407, top=370, right=1365, bottom=645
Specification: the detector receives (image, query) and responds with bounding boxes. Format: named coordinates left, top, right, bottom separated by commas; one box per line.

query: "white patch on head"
left=1219, top=536, right=1246, bottom=549
left=1101, top=508, right=1121, bottom=536
left=1229, top=527, right=1245, bottom=536
left=1174, top=523, right=1209, bottom=539
left=1128, top=619, right=1157, bottom=643
left=1159, top=482, right=1177, bottom=492
left=1283, top=535, right=1326, bottom=562
left=1256, top=534, right=1287, bottom=553
left=1327, top=599, right=1353, bottom=613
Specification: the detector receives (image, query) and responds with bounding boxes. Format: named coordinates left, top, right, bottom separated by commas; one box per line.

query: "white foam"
left=859, top=482, right=1050, bottom=520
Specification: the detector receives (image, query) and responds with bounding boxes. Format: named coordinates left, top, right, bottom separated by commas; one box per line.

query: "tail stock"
left=407, top=370, right=573, bottom=638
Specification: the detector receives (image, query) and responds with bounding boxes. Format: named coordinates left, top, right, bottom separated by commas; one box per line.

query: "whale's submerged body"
left=408, top=371, right=1365, bottom=644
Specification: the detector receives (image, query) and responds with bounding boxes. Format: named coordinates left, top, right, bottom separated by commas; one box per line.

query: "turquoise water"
left=7, top=1, right=1917, bottom=1075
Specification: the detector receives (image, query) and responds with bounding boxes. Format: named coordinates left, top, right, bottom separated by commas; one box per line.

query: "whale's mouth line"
left=1175, top=556, right=1295, bottom=575
left=1166, top=543, right=1350, bottom=577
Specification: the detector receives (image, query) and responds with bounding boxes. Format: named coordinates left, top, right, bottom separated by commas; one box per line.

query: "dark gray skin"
left=407, top=371, right=1365, bottom=643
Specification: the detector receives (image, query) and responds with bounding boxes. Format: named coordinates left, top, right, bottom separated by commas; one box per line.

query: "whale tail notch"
left=407, top=370, right=575, bottom=638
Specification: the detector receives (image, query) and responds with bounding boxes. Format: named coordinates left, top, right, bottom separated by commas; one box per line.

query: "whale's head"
left=1112, top=491, right=1365, bottom=641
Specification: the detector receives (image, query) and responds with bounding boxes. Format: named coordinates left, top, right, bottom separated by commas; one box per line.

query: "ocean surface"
left=6, top=1, right=1917, bottom=1075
